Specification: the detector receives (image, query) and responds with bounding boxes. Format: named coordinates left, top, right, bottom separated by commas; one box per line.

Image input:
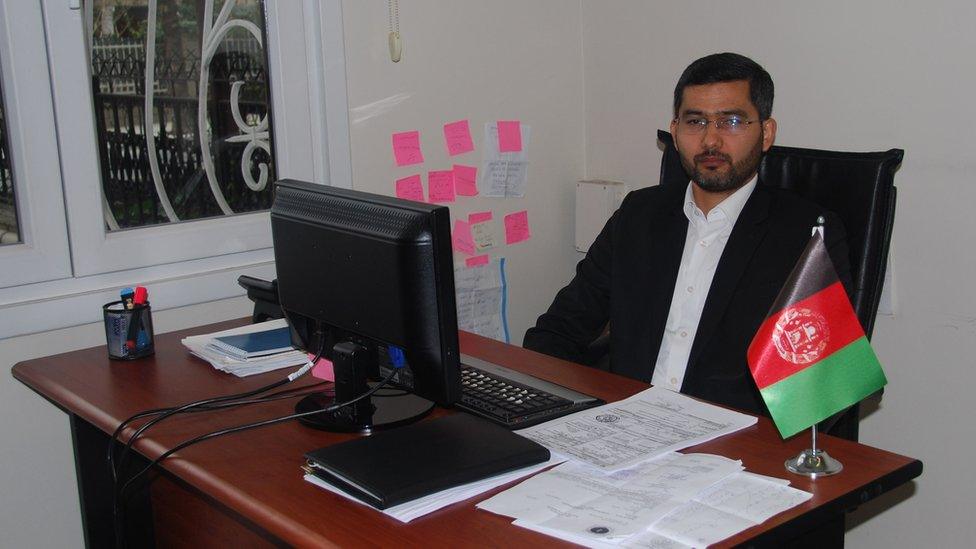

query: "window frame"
left=48, top=0, right=310, bottom=276
left=0, top=0, right=351, bottom=339
left=0, top=1, right=73, bottom=289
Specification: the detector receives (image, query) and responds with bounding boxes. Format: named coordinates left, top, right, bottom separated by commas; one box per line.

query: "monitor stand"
left=295, top=341, right=434, bottom=434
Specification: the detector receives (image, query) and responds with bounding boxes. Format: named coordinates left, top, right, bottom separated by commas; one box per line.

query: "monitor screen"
left=271, top=179, right=461, bottom=431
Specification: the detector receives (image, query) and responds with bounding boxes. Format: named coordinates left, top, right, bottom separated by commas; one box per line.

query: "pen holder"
left=103, top=300, right=155, bottom=360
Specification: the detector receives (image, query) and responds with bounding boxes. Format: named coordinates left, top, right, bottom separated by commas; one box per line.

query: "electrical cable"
left=107, top=380, right=332, bottom=548
left=109, top=381, right=332, bottom=444
left=117, top=367, right=398, bottom=508
left=110, top=329, right=326, bottom=547
left=109, top=330, right=325, bottom=482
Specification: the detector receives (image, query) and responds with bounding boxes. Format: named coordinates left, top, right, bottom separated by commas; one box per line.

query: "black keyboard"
left=456, top=355, right=603, bottom=430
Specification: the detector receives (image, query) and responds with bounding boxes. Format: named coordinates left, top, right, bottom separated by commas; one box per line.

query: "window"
left=89, top=1, right=275, bottom=230
left=0, top=73, right=20, bottom=246
left=0, top=0, right=350, bottom=338
left=0, top=1, right=72, bottom=290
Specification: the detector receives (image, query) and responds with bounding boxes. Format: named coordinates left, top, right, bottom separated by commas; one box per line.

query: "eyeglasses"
left=676, top=116, right=760, bottom=135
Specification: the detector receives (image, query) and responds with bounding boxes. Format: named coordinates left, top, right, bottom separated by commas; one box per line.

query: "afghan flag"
left=747, top=232, right=887, bottom=438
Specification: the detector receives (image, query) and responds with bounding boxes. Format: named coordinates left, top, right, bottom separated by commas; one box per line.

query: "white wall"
left=339, top=0, right=584, bottom=341
left=0, top=296, right=253, bottom=547
left=582, top=1, right=975, bottom=545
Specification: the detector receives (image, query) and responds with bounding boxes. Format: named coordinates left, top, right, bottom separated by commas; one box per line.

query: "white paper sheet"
left=470, top=220, right=498, bottom=251
left=692, top=471, right=812, bottom=524
left=649, top=501, right=755, bottom=548
left=478, top=453, right=742, bottom=541
left=517, top=386, right=757, bottom=471
left=480, top=122, right=531, bottom=197
left=643, top=471, right=811, bottom=547
left=454, top=258, right=507, bottom=342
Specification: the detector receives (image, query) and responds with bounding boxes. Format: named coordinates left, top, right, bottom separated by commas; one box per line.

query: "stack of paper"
left=476, top=388, right=812, bottom=548
left=514, top=386, right=758, bottom=471
left=182, top=319, right=309, bottom=377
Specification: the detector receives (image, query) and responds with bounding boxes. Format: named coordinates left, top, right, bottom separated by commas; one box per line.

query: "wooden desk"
left=13, top=320, right=921, bottom=547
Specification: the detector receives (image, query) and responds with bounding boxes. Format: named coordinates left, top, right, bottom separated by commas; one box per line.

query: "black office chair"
left=657, top=129, right=903, bottom=440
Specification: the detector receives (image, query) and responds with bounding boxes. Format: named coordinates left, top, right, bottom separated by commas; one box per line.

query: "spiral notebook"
left=210, top=326, right=293, bottom=360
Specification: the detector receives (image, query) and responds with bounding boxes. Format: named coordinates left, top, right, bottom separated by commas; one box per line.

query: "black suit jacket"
left=523, top=182, right=852, bottom=415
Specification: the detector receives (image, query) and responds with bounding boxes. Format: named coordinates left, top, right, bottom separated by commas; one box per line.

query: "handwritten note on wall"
left=466, top=255, right=490, bottom=267
left=392, top=131, right=424, bottom=167
left=395, top=174, right=424, bottom=202
left=469, top=211, right=493, bottom=224
left=455, top=258, right=507, bottom=342
left=496, top=120, right=523, bottom=152
left=452, top=220, right=476, bottom=255
left=453, top=164, right=479, bottom=196
left=504, top=210, right=531, bottom=244
left=428, top=170, right=456, bottom=203
left=481, top=122, right=531, bottom=198
left=443, top=120, right=475, bottom=156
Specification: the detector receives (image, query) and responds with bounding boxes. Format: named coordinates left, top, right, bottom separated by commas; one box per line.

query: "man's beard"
left=680, top=134, right=764, bottom=193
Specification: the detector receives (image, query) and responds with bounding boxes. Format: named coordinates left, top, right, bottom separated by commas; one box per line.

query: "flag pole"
left=785, top=217, right=844, bottom=478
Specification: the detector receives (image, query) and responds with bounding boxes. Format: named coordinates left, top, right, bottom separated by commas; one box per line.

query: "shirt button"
left=680, top=331, right=688, bottom=338
left=686, top=286, right=694, bottom=293
left=699, top=240, right=707, bottom=247
left=670, top=377, right=678, bottom=386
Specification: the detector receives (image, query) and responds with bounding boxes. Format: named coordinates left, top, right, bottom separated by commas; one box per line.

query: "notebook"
left=210, top=326, right=293, bottom=360
left=304, top=413, right=550, bottom=509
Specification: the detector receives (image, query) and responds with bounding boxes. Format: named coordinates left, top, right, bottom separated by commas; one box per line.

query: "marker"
left=125, top=287, right=149, bottom=351
left=133, top=286, right=148, bottom=305
left=121, top=287, right=135, bottom=310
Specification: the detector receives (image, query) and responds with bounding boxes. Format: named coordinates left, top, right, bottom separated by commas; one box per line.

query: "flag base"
left=785, top=448, right=843, bottom=478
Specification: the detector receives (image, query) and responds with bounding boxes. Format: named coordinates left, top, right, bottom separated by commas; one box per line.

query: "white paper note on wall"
left=480, top=123, right=532, bottom=197
left=454, top=257, right=509, bottom=342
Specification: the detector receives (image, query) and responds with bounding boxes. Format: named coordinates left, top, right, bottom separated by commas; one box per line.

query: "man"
left=523, top=53, right=851, bottom=416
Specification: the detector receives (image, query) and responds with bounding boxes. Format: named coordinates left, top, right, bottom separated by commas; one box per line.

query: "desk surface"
left=13, top=320, right=921, bottom=547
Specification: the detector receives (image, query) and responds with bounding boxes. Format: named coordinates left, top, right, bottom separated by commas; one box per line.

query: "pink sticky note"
left=453, top=164, right=479, bottom=196
left=395, top=174, right=424, bottom=202
left=308, top=354, right=335, bottom=381
left=443, top=120, right=475, bottom=156
left=466, top=254, right=490, bottom=267
left=504, top=210, right=531, bottom=244
left=453, top=220, right=476, bottom=255
left=497, top=120, right=522, bottom=152
left=392, top=131, right=424, bottom=167
left=428, top=170, right=456, bottom=203
left=469, top=211, right=493, bottom=224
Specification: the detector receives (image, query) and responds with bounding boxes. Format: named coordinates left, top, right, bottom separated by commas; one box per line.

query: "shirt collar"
left=682, top=175, right=758, bottom=225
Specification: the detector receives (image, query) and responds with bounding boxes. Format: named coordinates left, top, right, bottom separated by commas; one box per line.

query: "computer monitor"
left=270, top=179, right=461, bottom=432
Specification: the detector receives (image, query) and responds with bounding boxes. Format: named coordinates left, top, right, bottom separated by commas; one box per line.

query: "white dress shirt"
left=651, top=177, right=757, bottom=392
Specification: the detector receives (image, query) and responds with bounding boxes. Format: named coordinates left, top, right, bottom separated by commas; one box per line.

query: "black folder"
left=304, top=413, right=550, bottom=509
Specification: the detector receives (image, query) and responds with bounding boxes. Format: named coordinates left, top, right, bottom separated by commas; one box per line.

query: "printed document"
left=492, top=468, right=811, bottom=548
left=479, top=452, right=743, bottom=541
left=517, top=386, right=757, bottom=471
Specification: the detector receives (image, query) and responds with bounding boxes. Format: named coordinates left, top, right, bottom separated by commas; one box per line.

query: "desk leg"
left=70, top=414, right=155, bottom=548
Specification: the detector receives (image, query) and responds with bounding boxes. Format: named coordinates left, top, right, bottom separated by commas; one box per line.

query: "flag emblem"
left=772, top=308, right=829, bottom=364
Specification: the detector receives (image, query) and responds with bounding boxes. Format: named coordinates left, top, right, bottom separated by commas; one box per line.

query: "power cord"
left=115, top=367, right=398, bottom=518
left=110, top=330, right=326, bottom=547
